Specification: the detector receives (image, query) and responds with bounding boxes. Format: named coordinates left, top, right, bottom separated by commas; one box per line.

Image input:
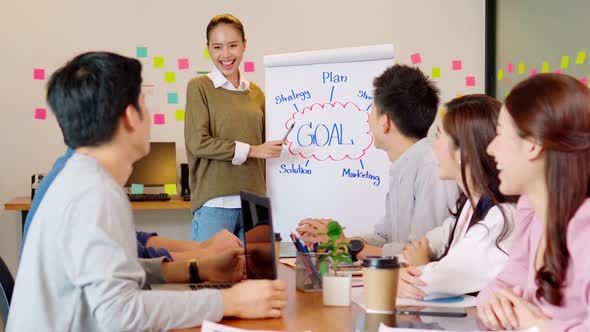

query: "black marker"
left=395, top=309, right=466, bottom=318
left=282, top=122, right=296, bottom=141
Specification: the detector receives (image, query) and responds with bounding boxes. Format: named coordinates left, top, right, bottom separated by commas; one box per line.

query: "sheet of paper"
left=201, top=320, right=290, bottom=332
left=377, top=322, right=539, bottom=332
left=351, top=288, right=477, bottom=309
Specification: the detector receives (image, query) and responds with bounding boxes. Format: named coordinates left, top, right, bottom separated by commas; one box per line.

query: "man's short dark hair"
left=373, top=64, right=440, bottom=139
left=47, top=52, right=143, bottom=148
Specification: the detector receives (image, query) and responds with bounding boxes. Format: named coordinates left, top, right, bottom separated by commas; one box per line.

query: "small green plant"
left=318, top=220, right=352, bottom=277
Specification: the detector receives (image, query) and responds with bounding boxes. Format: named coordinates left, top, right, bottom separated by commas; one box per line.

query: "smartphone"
left=395, top=306, right=467, bottom=318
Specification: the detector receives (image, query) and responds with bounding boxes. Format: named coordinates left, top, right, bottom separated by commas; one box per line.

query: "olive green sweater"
left=184, top=76, right=266, bottom=213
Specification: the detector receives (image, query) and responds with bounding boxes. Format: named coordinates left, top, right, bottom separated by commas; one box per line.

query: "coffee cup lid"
left=361, top=256, right=399, bottom=269
left=274, top=233, right=282, bottom=241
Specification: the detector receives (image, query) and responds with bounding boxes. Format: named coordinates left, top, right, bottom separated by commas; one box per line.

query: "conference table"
left=170, top=264, right=478, bottom=332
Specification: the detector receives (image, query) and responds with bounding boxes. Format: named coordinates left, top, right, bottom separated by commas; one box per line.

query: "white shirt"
left=8, top=154, right=223, bottom=331
left=359, top=138, right=458, bottom=255
left=204, top=66, right=251, bottom=208
left=417, top=200, right=517, bottom=297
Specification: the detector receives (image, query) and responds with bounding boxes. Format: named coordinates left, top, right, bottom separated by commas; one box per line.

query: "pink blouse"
left=477, top=196, right=590, bottom=331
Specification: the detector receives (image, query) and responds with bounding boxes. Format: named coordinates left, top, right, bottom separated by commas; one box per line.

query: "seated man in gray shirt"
left=7, top=52, right=287, bottom=332
left=297, top=65, right=458, bottom=258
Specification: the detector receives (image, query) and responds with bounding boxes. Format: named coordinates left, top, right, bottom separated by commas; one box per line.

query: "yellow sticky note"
left=153, top=57, right=165, bottom=68
left=203, top=47, right=210, bottom=59
left=542, top=62, right=549, bottom=73
left=560, top=56, right=570, bottom=69
left=497, top=69, right=504, bottom=81
left=518, top=63, right=525, bottom=74
left=164, top=183, right=177, bottom=195
left=165, top=72, right=176, bottom=83
left=439, top=108, right=447, bottom=118
left=175, top=110, right=185, bottom=121
left=431, top=67, right=441, bottom=78
left=576, top=51, right=586, bottom=64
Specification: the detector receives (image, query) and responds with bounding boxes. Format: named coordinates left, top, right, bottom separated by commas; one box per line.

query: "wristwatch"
left=347, top=239, right=365, bottom=262
left=188, top=259, right=201, bottom=283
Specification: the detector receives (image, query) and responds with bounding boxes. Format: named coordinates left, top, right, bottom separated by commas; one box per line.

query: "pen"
left=394, top=309, right=466, bottom=318
left=282, top=122, right=296, bottom=141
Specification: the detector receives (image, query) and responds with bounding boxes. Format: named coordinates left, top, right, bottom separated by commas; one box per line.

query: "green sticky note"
left=153, top=57, right=165, bottom=68
left=165, top=72, right=176, bottom=83
left=131, top=184, right=144, bottom=194
left=167, top=93, right=178, bottom=104
left=518, top=63, right=525, bottom=74
left=136, top=47, right=148, bottom=58
left=576, top=51, right=586, bottom=64
left=431, top=67, right=441, bottom=78
left=560, top=56, right=570, bottom=69
left=164, top=183, right=177, bottom=195
left=175, top=110, right=185, bottom=121
left=203, top=47, right=210, bottom=59
left=497, top=69, right=504, bottom=81
left=542, top=62, right=549, bottom=73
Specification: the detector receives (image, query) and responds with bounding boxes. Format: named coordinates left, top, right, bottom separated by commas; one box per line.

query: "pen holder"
left=295, top=252, right=326, bottom=292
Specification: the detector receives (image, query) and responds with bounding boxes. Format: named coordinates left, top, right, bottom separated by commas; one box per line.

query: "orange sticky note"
left=164, top=183, right=177, bottom=195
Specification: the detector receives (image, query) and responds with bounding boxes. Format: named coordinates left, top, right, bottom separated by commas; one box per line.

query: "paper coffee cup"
left=362, top=256, right=400, bottom=313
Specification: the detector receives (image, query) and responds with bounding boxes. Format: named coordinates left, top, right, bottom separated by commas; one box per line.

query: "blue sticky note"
left=422, top=295, right=464, bottom=303
left=167, top=93, right=178, bottom=104
left=136, top=47, right=148, bottom=58
left=131, top=183, right=144, bottom=194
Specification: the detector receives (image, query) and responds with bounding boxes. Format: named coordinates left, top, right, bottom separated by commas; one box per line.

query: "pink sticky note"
left=465, top=76, right=476, bottom=87
left=244, top=61, right=255, bottom=73
left=33, top=68, right=45, bottom=80
left=452, top=60, right=462, bottom=70
left=410, top=53, right=422, bottom=65
left=34, top=108, right=46, bottom=120
left=530, top=69, right=538, bottom=76
left=153, top=113, right=165, bottom=125
left=580, top=77, right=589, bottom=85
left=507, top=63, right=514, bottom=73
left=555, top=69, right=562, bottom=74
left=178, top=58, right=189, bottom=70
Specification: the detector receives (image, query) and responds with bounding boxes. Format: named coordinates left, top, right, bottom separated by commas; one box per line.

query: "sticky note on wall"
left=33, top=68, right=45, bottom=80
left=560, top=56, right=570, bottom=69
left=154, top=113, right=165, bottom=125
left=131, top=184, right=144, bottom=194
left=175, top=110, right=185, bottom=121
left=542, top=62, right=549, bottom=73
left=167, top=93, right=178, bottom=104
left=34, top=108, right=46, bottom=120
left=452, top=60, right=462, bottom=70
left=136, top=47, right=148, bottom=58
left=165, top=72, right=176, bottom=83
left=153, top=57, right=165, bottom=68
left=465, top=76, right=476, bottom=87
left=410, top=53, right=422, bottom=65
left=518, top=63, right=525, bottom=74
left=164, top=183, right=177, bottom=195
left=244, top=61, right=255, bottom=73
left=203, top=47, right=210, bottom=59
left=507, top=63, right=514, bottom=73
left=178, top=58, right=189, bottom=70
left=576, top=51, right=586, bottom=64
left=497, top=69, right=504, bottom=81
left=431, top=67, right=441, bottom=78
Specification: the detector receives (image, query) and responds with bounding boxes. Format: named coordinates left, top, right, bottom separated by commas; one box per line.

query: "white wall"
left=0, top=0, right=485, bottom=276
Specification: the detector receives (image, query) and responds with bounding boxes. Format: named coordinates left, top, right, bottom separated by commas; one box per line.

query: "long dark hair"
left=505, top=73, right=590, bottom=306
left=439, top=94, right=518, bottom=259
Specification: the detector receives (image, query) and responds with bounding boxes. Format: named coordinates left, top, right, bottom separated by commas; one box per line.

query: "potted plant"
left=318, top=220, right=353, bottom=306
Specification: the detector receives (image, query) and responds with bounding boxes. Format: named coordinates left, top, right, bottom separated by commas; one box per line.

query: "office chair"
left=0, top=256, right=14, bottom=327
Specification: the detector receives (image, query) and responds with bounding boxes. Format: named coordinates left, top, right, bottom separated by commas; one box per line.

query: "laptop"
left=151, top=191, right=277, bottom=291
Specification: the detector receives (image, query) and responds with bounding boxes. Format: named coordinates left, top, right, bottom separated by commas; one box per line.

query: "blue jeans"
left=191, top=206, right=243, bottom=242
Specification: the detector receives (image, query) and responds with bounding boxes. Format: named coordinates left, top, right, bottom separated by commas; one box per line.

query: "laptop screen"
left=240, top=191, right=277, bottom=280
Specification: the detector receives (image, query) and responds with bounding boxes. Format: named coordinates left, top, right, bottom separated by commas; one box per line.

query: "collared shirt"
left=360, top=138, right=459, bottom=255
left=204, top=66, right=251, bottom=208
left=7, top=153, right=223, bottom=331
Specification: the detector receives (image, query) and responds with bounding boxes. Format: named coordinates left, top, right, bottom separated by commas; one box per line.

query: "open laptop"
left=151, top=191, right=277, bottom=290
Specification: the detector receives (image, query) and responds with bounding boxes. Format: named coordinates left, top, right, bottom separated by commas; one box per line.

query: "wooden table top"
left=4, top=195, right=192, bottom=211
